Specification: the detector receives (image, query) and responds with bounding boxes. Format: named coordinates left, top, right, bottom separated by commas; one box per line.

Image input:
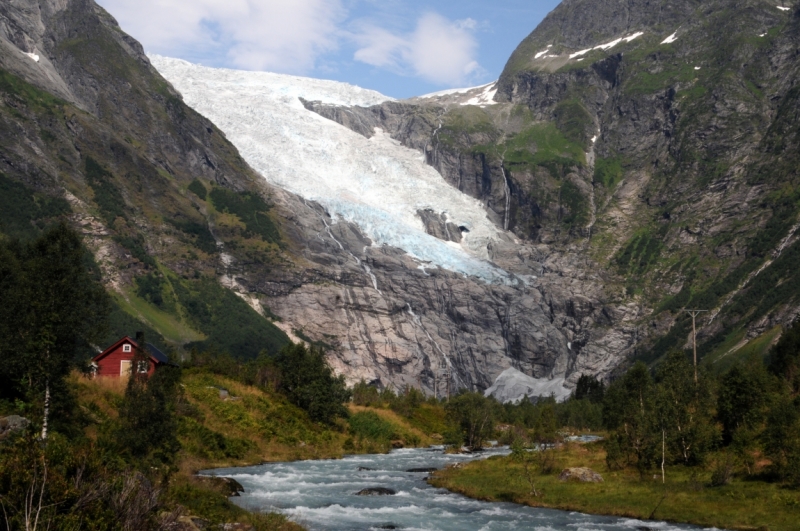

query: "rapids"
left=203, top=447, right=722, bottom=531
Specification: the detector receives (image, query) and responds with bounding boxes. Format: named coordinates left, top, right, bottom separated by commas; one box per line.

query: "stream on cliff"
left=203, top=447, right=721, bottom=531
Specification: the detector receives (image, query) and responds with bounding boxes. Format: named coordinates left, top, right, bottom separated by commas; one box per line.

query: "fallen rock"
left=0, top=416, right=29, bottom=440
left=194, top=476, right=245, bottom=496
left=558, top=467, right=604, bottom=483
left=355, top=487, right=396, bottom=496
left=357, top=466, right=375, bottom=471
left=219, top=524, right=255, bottom=531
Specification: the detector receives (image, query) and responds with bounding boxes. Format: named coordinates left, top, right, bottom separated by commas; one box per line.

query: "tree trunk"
left=661, top=429, right=666, bottom=484
left=40, top=380, right=50, bottom=441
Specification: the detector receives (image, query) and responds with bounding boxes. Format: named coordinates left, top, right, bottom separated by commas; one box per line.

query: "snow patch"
left=150, top=55, right=509, bottom=283
left=777, top=5, right=791, bottom=11
left=534, top=44, right=553, bottom=59
left=417, top=82, right=495, bottom=100
left=462, top=83, right=498, bottom=106
left=694, top=66, right=701, bottom=70
left=759, top=33, right=768, bottom=37
left=661, top=31, right=678, bottom=44
left=24, top=52, right=39, bottom=62
left=591, top=135, right=597, bottom=144
left=569, top=32, right=644, bottom=59
left=484, top=368, right=572, bottom=404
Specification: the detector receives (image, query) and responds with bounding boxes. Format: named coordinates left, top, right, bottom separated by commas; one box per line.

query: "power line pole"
left=682, top=309, right=708, bottom=383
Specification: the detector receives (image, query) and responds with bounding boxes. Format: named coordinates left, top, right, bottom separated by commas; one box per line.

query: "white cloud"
left=96, top=0, right=344, bottom=72
left=96, top=1, right=483, bottom=86
left=353, top=13, right=483, bottom=86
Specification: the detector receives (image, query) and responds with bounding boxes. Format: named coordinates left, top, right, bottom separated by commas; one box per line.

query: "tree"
left=445, top=392, right=498, bottom=450
left=574, top=374, right=605, bottom=403
left=274, top=343, right=351, bottom=424
left=763, top=396, right=800, bottom=486
left=117, top=338, right=181, bottom=466
left=603, top=362, right=657, bottom=471
left=768, top=320, right=800, bottom=394
left=0, top=224, right=109, bottom=439
left=654, top=351, right=718, bottom=467
left=717, top=360, right=773, bottom=444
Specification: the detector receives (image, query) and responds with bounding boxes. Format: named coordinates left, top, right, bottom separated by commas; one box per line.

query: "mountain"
left=300, top=0, right=800, bottom=373
left=2, top=0, right=797, bottom=397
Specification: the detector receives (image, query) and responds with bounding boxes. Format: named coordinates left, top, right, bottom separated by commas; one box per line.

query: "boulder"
left=406, top=468, right=437, bottom=473
left=355, top=487, right=396, bottom=496
left=0, top=415, right=29, bottom=440
left=558, top=467, right=604, bottom=483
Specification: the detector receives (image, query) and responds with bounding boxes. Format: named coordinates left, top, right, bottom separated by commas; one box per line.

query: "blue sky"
left=96, top=0, right=561, bottom=98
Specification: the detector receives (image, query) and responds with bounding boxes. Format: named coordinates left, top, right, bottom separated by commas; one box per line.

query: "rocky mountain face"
left=3, top=0, right=797, bottom=397
left=0, top=0, right=635, bottom=397
left=304, top=0, right=800, bottom=372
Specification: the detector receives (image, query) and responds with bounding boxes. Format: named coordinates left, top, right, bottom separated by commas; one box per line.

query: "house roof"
left=93, top=336, right=175, bottom=366
left=145, top=343, right=170, bottom=364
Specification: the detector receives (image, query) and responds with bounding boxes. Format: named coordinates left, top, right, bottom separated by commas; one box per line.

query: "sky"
left=95, top=0, right=562, bottom=98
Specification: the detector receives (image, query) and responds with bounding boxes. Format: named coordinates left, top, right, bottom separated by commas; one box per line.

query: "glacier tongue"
left=484, top=368, right=572, bottom=404
left=149, top=56, right=508, bottom=283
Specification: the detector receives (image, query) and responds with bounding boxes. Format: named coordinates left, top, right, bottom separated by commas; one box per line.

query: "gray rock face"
left=239, top=186, right=637, bottom=393
left=417, top=209, right=463, bottom=243
left=301, top=0, right=800, bottom=373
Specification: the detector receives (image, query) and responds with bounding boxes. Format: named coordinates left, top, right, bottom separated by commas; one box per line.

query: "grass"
left=704, top=326, right=783, bottom=374
left=501, top=123, right=586, bottom=176
left=70, top=372, right=445, bottom=529
left=113, top=290, right=205, bottom=345
left=430, top=442, right=800, bottom=531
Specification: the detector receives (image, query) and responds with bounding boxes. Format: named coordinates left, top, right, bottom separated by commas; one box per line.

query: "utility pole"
left=682, top=309, right=708, bottom=383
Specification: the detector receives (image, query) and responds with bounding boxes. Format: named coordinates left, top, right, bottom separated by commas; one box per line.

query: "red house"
left=92, top=336, right=172, bottom=377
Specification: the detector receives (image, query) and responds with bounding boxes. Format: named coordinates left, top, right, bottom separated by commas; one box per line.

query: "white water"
left=205, top=447, right=723, bottom=531
left=150, top=56, right=509, bottom=284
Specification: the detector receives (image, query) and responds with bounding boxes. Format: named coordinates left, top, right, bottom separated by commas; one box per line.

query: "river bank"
left=428, top=441, right=800, bottom=531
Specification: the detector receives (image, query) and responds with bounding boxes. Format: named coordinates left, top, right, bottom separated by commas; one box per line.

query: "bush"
left=274, top=344, right=351, bottom=424
left=348, top=411, right=397, bottom=441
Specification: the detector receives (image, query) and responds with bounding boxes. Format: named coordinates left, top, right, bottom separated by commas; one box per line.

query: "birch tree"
left=0, top=223, right=108, bottom=440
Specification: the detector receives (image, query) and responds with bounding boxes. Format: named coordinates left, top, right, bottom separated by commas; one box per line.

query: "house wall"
left=96, top=340, right=156, bottom=377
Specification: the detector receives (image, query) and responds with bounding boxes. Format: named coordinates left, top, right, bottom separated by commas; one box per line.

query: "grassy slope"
left=430, top=442, right=800, bottom=531
left=70, top=372, right=441, bottom=528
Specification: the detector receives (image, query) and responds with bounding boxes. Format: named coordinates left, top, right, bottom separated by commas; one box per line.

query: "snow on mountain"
left=484, top=367, right=572, bottom=404
left=150, top=56, right=509, bottom=283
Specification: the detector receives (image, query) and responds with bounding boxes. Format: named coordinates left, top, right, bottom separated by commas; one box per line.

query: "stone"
left=355, top=487, right=396, bottom=496
left=0, top=415, right=29, bottom=440
left=558, top=467, right=604, bottom=483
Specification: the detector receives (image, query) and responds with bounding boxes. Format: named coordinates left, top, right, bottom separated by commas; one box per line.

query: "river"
left=203, top=447, right=721, bottom=531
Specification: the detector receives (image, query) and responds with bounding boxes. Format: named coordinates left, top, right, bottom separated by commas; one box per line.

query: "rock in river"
left=356, top=487, right=396, bottom=496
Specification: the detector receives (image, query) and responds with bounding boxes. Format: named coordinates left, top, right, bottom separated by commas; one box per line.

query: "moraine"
left=203, top=447, right=722, bottom=531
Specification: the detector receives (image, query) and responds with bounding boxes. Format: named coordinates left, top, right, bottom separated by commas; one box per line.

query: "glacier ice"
left=484, top=367, right=572, bottom=403
left=150, top=56, right=510, bottom=283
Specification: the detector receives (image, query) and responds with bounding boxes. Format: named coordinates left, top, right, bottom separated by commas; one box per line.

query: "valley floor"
left=429, top=442, right=800, bottom=531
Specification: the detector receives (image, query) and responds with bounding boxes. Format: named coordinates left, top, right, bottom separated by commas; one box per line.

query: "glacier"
left=149, top=56, right=510, bottom=283
left=484, top=368, right=572, bottom=404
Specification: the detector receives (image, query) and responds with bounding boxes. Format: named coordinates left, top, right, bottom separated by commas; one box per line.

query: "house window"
left=137, top=361, right=149, bottom=374
left=123, top=344, right=132, bottom=353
